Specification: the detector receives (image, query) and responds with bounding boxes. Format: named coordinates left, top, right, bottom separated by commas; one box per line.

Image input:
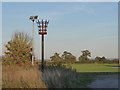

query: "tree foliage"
left=50, top=51, right=76, bottom=65
left=62, top=51, right=76, bottom=64
left=50, top=53, right=63, bottom=65
left=79, top=50, right=91, bottom=63
left=50, top=53, right=63, bottom=62
left=95, top=56, right=107, bottom=63
left=3, top=32, right=32, bottom=64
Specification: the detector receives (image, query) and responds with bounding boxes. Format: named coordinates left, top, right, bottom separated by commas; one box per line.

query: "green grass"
left=71, top=64, right=119, bottom=72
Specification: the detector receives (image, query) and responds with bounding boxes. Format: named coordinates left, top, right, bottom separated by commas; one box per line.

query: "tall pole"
left=29, top=16, right=38, bottom=65
left=41, top=34, right=44, bottom=72
left=32, top=20, right=34, bottom=65
left=37, top=19, right=49, bottom=72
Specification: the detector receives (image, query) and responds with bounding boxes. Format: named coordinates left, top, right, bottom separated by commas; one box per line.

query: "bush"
left=41, top=65, right=82, bottom=88
left=3, top=32, right=32, bottom=65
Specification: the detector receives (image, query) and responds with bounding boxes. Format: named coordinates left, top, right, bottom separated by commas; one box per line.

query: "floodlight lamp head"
left=34, top=16, right=38, bottom=19
left=29, top=16, right=34, bottom=20
left=29, top=16, right=38, bottom=22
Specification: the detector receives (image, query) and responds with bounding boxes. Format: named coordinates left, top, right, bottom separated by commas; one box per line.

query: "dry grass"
left=2, top=64, right=47, bottom=88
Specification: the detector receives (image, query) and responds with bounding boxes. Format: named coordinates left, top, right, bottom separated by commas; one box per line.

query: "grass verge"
left=71, top=64, right=119, bottom=72
left=2, top=64, right=47, bottom=88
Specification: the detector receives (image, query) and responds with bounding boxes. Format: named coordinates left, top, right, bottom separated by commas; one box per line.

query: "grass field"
left=71, top=64, right=119, bottom=72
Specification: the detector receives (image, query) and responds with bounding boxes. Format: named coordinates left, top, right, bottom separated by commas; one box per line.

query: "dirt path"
left=87, top=74, right=119, bottom=88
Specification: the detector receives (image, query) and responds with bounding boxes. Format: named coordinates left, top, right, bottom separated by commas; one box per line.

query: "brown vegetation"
left=3, top=32, right=32, bottom=65
left=2, top=64, right=47, bottom=88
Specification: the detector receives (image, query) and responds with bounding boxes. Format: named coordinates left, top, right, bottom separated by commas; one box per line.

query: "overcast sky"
left=1, top=2, right=118, bottom=59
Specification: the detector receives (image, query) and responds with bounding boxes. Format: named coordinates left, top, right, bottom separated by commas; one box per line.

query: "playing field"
left=71, top=64, right=119, bottom=72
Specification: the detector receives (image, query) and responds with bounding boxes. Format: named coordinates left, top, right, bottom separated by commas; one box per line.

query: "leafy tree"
left=62, top=51, right=76, bottom=64
left=95, top=56, right=107, bottom=63
left=50, top=53, right=63, bottom=65
left=3, top=32, right=32, bottom=64
left=79, top=50, right=91, bottom=63
left=95, top=56, right=101, bottom=61
left=101, top=56, right=107, bottom=61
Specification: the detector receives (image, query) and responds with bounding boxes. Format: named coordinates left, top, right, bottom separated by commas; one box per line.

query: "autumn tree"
left=3, top=32, right=32, bottom=64
left=62, top=51, right=76, bottom=64
left=79, top=50, right=91, bottom=63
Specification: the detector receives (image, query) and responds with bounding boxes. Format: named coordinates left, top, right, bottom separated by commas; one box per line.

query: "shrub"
left=41, top=65, right=83, bottom=88
left=3, top=32, right=32, bottom=65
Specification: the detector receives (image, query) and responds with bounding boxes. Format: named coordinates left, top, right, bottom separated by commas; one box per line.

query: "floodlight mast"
left=37, top=19, right=49, bottom=72
left=29, top=16, right=38, bottom=65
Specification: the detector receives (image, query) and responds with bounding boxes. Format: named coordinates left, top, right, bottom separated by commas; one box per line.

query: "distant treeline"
left=2, top=32, right=119, bottom=65
left=44, top=50, right=119, bottom=65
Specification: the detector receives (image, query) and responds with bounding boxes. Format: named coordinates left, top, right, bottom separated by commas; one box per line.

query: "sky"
left=0, top=2, right=2, bottom=57
left=1, top=2, right=118, bottom=59
left=1, top=0, right=119, bottom=2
